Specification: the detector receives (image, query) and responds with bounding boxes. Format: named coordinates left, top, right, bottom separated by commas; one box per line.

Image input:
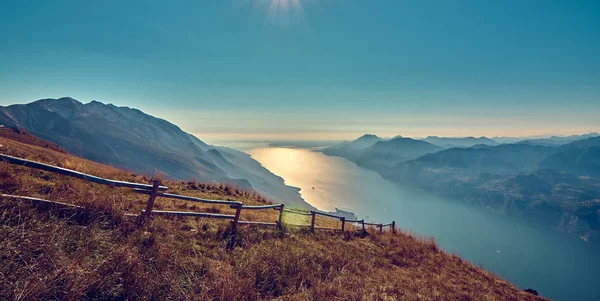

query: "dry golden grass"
left=0, top=128, right=66, bottom=153
left=0, top=137, right=547, bottom=300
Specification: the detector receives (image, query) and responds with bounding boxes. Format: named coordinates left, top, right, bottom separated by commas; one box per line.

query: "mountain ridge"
left=355, top=137, right=443, bottom=169
left=421, top=136, right=498, bottom=148
left=0, top=97, right=309, bottom=209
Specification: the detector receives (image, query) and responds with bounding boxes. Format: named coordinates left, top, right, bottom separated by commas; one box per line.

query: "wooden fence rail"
left=0, top=153, right=168, bottom=191
left=1, top=193, right=83, bottom=209
left=234, top=204, right=283, bottom=210
left=134, top=189, right=242, bottom=206
left=141, top=210, right=236, bottom=219
left=1, top=154, right=397, bottom=248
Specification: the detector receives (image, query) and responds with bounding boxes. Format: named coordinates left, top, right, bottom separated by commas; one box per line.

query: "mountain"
left=404, top=143, right=556, bottom=175
left=355, top=137, right=443, bottom=169
left=321, top=134, right=382, bottom=161
left=0, top=97, right=307, bottom=208
left=518, top=133, right=600, bottom=146
left=538, top=137, right=600, bottom=177
left=492, top=133, right=599, bottom=146
left=421, top=136, right=498, bottom=148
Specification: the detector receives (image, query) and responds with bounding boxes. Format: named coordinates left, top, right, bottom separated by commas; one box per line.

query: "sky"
left=1, top=0, right=599, bottom=142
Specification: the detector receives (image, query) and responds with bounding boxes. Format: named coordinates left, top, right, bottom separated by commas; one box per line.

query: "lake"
left=249, top=147, right=600, bottom=301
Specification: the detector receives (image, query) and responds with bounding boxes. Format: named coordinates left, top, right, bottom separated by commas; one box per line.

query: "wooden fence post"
left=392, top=221, right=396, bottom=234
left=310, top=211, right=316, bottom=233
left=340, top=217, right=345, bottom=232
left=277, top=204, right=285, bottom=229
left=144, top=180, right=160, bottom=219
left=378, top=224, right=383, bottom=234
left=361, top=220, right=365, bottom=232
left=227, top=204, right=243, bottom=250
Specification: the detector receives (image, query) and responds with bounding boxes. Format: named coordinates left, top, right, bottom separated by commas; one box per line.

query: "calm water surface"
left=249, top=147, right=600, bottom=301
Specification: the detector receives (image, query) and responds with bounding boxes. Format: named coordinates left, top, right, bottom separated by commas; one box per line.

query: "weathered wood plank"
left=284, top=223, right=311, bottom=227
left=0, top=193, right=82, bottom=208
left=284, top=224, right=339, bottom=231
left=0, top=153, right=168, bottom=191
left=143, top=180, right=160, bottom=219
left=227, top=204, right=243, bottom=249
left=277, top=204, right=284, bottom=229
left=363, top=222, right=381, bottom=226
left=238, top=221, right=278, bottom=226
left=314, top=226, right=339, bottom=231
left=345, top=219, right=364, bottom=223
left=134, top=189, right=241, bottom=206
left=141, top=210, right=235, bottom=219
left=233, top=204, right=283, bottom=210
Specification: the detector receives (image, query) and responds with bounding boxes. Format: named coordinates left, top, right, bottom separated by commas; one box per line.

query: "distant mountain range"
left=0, top=97, right=309, bottom=208
left=323, top=133, right=600, bottom=242
left=421, top=136, right=499, bottom=148
left=493, top=133, right=599, bottom=145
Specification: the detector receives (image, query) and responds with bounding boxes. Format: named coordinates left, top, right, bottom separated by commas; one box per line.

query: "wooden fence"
left=0, top=153, right=396, bottom=249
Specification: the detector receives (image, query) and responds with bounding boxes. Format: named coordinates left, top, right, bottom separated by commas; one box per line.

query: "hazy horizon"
left=1, top=96, right=598, bottom=143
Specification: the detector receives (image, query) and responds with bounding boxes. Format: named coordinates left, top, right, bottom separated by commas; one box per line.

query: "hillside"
left=355, top=137, right=443, bottom=169
left=0, top=135, right=545, bottom=300
left=538, top=137, right=600, bottom=177
left=0, top=127, right=66, bottom=153
left=407, top=144, right=556, bottom=175
left=0, top=97, right=308, bottom=209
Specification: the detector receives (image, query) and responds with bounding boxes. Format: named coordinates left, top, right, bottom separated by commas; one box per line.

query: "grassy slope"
left=0, top=137, right=546, bottom=300
left=0, top=127, right=66, bottom=153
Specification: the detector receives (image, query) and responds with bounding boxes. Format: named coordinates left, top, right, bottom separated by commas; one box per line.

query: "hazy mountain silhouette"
left=355, top=137, right=443, bottom=169
left=491, top=133, right=599, bottom=145
left=0, top=97, right=308, bottom=207
left=517, top=133, right=600, bottom=146
left=421, top=136, right=498, bottom=148
left=405, top=143, right=556, bottom=175
left=323, top=135, right=442, bottom=169
left=538, top=137, right=600, bottom=177
left=321, top=134, right=382, bottom=161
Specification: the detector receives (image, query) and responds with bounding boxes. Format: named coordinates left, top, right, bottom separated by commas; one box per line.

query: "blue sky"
left=1, top=0, right=599, bottom=141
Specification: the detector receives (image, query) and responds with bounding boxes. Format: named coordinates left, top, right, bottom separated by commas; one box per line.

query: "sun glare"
left=257, top=0, right=306, bottom=24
